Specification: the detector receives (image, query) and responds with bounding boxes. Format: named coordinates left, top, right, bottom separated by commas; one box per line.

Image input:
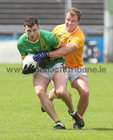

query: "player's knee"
left=35, top=87, right=43, bottom=97
left=55, top=88, right=66, bottom=99
left=35, top=90, right=41, bottom=97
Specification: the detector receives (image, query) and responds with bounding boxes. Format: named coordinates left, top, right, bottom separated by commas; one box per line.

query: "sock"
left=70, top=110, right=76, bottom=116
left=77, top=113, right=82, bottom=119
left=55, top=120, right=61, bottom=124
left=55, top=120, right=64, bottom=127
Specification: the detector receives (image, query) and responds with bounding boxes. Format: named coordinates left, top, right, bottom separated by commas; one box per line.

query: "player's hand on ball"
left=33, top=52, right=48, bottom=61
left=22, top=64, right=36, bottom=74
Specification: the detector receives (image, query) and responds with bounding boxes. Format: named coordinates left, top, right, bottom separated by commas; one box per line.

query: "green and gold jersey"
left=17, top=29, right=64, bottom=68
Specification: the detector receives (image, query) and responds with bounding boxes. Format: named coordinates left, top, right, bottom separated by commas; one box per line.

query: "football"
left=23, top=54, right=37, bottom=68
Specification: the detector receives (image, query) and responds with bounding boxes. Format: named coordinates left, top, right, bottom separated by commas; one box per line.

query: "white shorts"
left=34, top=62, right=64, bottom=80
left=65, top=66, right=87, bottom=83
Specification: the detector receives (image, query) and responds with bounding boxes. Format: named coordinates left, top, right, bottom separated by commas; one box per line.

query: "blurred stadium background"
left=0, top=0, right=113, bottom=63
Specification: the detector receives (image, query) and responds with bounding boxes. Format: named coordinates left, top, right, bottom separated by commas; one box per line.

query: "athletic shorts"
left=65, top=66, right=87, bottom=83
left=34, top=62, right=64, bottom=80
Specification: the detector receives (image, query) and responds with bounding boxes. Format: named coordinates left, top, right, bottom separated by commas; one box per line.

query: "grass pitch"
left=0, top=63, right=113, bottom=140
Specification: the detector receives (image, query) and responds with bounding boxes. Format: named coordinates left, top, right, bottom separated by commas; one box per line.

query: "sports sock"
left=70, top=110, right=76, bottom=116
left=55, top=120, right=61, bottom=124
left=55, top=120, right=64, bottom=127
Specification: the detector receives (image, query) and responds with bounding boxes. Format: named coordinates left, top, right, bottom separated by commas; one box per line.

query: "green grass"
left=0, top=63, right=113, bottom=140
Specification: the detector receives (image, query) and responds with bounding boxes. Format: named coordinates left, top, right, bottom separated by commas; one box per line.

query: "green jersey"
left=17, top=29, right=64, bottom=68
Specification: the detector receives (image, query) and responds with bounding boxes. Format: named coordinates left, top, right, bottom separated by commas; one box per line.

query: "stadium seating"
left=0, top=0, right=104, bottom=36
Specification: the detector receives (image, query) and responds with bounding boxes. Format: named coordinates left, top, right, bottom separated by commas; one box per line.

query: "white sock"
left=70, top=110, right=76, bottom=116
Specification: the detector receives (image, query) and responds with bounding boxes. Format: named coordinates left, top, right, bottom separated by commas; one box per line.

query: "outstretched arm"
left=48, top=42, right=77, bottom=58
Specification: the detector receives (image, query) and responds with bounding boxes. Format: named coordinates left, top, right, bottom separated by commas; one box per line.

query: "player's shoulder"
left=39, top=29, right=53, bottom=36
left=54, top=24, right=65, bottom=31
left=52, top=24, right=65, bottom=35
left=77, top=27, right=84, bottom=33
left=17, top=33, right=27, bottom=45
left=77, top=27, right=84, bottom=35
left=39, top=29, right=57, bottom=40
left=76, top=27, right=85, bottom=39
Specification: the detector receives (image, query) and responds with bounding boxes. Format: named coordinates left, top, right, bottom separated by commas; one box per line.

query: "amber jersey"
left=52, top=24, right=85, bottom=68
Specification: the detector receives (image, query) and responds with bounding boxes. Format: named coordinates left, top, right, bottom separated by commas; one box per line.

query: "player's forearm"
left=48, top=43, right=77, bottom=58
left=48, top=47, right=70, bottom=58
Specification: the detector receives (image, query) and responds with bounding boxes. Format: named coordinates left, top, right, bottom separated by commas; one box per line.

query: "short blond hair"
left=66, top=7, right=81, bottom=21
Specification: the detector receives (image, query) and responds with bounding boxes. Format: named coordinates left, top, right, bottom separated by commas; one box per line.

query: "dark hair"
left=24, top=17, right=38, bottom=27
left=66, top=7, right=81, bottom=21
